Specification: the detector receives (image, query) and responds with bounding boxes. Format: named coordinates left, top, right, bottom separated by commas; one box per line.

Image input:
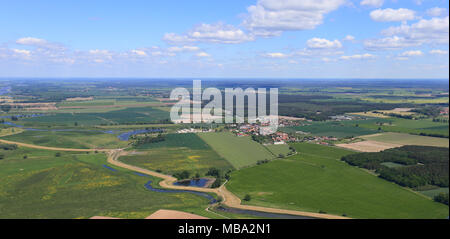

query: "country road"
left=1, top=138, right=349, bottom=219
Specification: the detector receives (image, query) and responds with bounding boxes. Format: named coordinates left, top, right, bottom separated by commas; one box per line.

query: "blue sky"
left=0, top=0, right=448, bottom=78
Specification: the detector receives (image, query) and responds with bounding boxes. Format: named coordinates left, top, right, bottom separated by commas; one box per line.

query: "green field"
left=361, top=132, right=449, bottom=148
left=56, top=97, right=159, bottom=107
left=0, top=147, right=217, bottom=219
left=22, top=107, right=170, bottom=127
left=265, top=144, right=292, bottom=157
left=121, top=133, right=233, bottom=176
left=419, top=188, right=449, bottom=198
left=135, top=133, right=210, bottom=150
left=227, top=143, right=449, bottom=219
left=281, top=120, right=377, bottom=138
left=198, top=132, right=274, bottom=169
left=359, top=118, right=449, bottom=137
left=2, top=130, right=128, bottom=149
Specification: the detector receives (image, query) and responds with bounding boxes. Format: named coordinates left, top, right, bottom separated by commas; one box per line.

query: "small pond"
left=173, top=178, right=212, bottom=188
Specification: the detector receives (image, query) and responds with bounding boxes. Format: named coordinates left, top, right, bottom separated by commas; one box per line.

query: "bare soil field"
left=392, top=108, right=414, bottom=112
left=336, top=140, right=402, bottom=152
left=90, top=210, right=208, bottom=219
left=65, top=97, right=94, bottom=101
left=361, top=132, right=449, bottom=148
left=145, top=210, right=208, bottom=219
left=90, top=216, right=120, bottom=219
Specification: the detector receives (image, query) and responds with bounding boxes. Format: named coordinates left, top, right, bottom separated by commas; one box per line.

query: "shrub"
left=434, top=193, right=449, bottom=205
left=211, top=178, right=223, bottom=188
left=244, top=194, right=251, bottom=202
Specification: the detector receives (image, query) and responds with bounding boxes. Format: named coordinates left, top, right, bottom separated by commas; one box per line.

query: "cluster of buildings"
left=278, top=118, right=304, bottom=127
left=232, top=123, right=298, bottom=144
left=271, top=132, right=296, bottom=144
left=330, top=115, right=355, bottom=121
left=235, top=124, right=260, bottom=136
left=303, top=135, right=338, bottom=145
left=177, top=128, right=213, bottom=134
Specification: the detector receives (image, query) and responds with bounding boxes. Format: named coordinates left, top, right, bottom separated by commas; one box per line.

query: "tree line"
left=341, top=146, right=449, bottom=189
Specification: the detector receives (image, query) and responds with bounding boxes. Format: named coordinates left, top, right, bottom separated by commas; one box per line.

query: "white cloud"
left=426, top=7, right=447, bottom=17
left=340, top=53, right=375, bottom=60
left=365, top=16, right=449, bottom=50
left=163, top=0, right=346, bottom=44
left=167, top=46, right=200, bottom=52
left=164, top=23, right=254, bottom=44
left=399, top=50, right=423, bottom=57
left=16, top=37, right=65, bottom=50
left=264, top=52, right=289, bottom=58
left=243, top=0, right=346, bottom=35
left=364, top=36, right=419, bottom=50
left=12, top=49, right=31, bottom=56
left=88, top=49, right=113, bottom=62
left=196, top=52, right=211, bottom=57
left=306, top=38, right=342, bottom=49
left=131, top=50, right=147, bottom=56
left=429, top=49, right=448, bottom=55
left=16, top=37, right=47, bottom=46
left=381, top=16, right=449, bottom=44
left=89, top=49, right=110, bottom=55
left=360, top=0, right=384, bottom=8
left=370, top=8, right=416, bottom=22
left=343, top=35, right=355, bottom=41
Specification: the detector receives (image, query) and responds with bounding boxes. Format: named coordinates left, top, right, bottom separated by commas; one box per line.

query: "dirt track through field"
left=108, top=149, right=349, bottom=219
left=0, top=137, right=349, bottom=219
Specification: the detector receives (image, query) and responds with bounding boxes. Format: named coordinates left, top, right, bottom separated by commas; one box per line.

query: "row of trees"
left=131, top=134, right=165, bottom=147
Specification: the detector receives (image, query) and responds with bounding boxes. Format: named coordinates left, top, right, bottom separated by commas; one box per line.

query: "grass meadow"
left=121, top=133, right=233, bottom=176
left=227, top=143, right=449, bottom=219
left=0, top=147, right=218, bottom=219
left=281, top=120, right=377, bottom=138
left=2, top=130, right=128, bottom=149
left=359, top=118, right=449, bottom=137
left=198, top=132, right=275, bottom=169
left=265, top=144, right=292, bottom=157
left=22, top=107, right=170, bottom=127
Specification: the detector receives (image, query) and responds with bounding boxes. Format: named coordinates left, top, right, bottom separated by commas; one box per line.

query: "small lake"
left=174, top=178, right=211, bottom=188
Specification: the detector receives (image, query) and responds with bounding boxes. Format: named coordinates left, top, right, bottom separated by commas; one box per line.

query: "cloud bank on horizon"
left=0, top=0, right=448, bottom=79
